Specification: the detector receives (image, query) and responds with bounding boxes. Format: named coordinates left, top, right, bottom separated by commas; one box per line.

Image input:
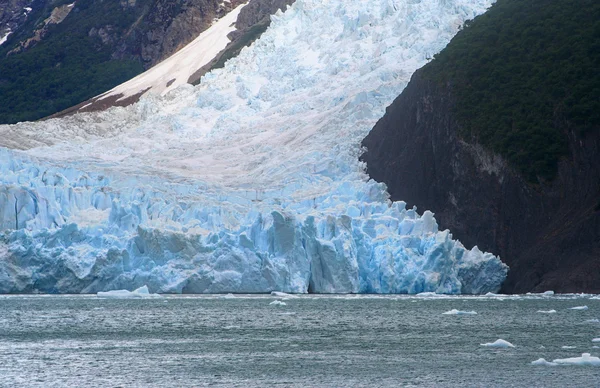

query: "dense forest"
left=422, top=0, right=600, bottom=182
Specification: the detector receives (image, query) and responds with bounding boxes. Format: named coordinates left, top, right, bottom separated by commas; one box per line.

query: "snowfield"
left=0, top=0, right=507, bottom=294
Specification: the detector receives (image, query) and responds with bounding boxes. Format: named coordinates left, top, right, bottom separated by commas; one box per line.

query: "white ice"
left=585, top=319, right=600, bottom=323
left=97, top=285, right=161, bottom=298
left=552, top=353, right=600, bottom=366
left=592, top=338, right=600, bottom=342
left=531, top=358, right=558, bottom=366
left=442, top=309, right=477, bottom=315
left=537, top=310, right=557, bottom=314
left=480, top=339, right=515, bottom=348
left=569, top=306, right=589, bottom=310
left=270, top=300, right=287, bottom=306
left=0, top=0, right=506, bottom=294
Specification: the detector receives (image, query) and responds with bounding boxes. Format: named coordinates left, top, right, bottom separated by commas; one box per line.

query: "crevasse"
left=0, top=0, right=507, bottom=294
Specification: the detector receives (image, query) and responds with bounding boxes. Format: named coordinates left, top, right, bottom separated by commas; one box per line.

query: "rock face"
left=361, top=69, right=600, bottom=293
left=0, top=0, right=38, bottom=43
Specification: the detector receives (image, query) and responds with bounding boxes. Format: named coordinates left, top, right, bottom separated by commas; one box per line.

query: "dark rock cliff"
left=361, top=69, right=600, bottom=293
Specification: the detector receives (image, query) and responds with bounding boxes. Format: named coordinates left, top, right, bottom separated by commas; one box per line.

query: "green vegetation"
left=0, top=0, right=151, bottom=124
left=422, top=0, right=600, bottom=182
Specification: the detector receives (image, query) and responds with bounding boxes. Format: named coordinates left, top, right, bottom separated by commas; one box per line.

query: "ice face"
left=0, top=0, right=507, bottom=294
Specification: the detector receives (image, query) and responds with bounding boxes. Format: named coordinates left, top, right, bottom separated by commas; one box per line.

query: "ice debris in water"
left=531, top=358, right=558, bottom=366
left=97, top=285, right=161, bottom=299
left=537, top=310, right=557, bottom=314
left=442, top=309, right=477, bottom=315
left=271, top=291, right=298, bottom=298
left=542, top=291, right=555, bottom=296
left=221, top=293, right=236, bottom=299
left=569, top=306, right=589, bottom=310
left=0, top=0, right=506, bottom=294
left=480, top=339, right=515, bottom=348
left=592, top=338, right=600, bottom=343
left=585, top=319, right=600, bottom=323
left=270, top=300, right=287, bottom=306
left=562, top=346, right=576, bottom=349
left=552, top=353, right=600, bottom=366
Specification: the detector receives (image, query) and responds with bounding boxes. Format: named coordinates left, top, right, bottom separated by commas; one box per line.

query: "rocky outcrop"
left=361, top=69, right=600, bottom=293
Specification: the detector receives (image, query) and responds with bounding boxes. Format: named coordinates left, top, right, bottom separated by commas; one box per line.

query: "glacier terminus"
left=0, top=0, right=507, bottom=294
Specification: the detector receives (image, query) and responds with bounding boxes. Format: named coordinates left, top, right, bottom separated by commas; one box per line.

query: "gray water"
left=1, top=294, right=599, bottom=387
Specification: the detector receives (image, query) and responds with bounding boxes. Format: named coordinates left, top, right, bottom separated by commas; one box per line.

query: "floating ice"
left=221, top=293, right=236, bottom=299
left=531, top=358, right=558, bottom=366
left=0, top=0, right=506, bottom=294
left=562, top=346, right=577, bottom=349
left=552, top=353, right=600, bottom=366
left=480, top=339, right=515, bottom=348
left=585, top=319, right=600, bottom=323
left=592, top=338, right=600, bottom=343
left=537, top=310, right=557, bottom=314
left=542, top=291, right=555, bottom=296
left=271, top=291, right=298, bottom=298
left=569, top=306, right=589, bottom=310
left=442, top=309, right=477, bottom=315
left=270, top=300, right=287, bottom=306
left=97, top=285, right=161, bottom=299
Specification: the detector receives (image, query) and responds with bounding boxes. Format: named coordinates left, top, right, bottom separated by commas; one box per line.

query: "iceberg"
left=97, top=285, right=161, bottom=298
left=442, top=309, right=477, bottom=315
left=552, top=353, right=600, bottom=366
left=569, top=306, right=589, bottom=310
left=592, top=338, right=600, bottom=343
left=531, top=358, right=558, bottom=366
left=481, top=339, right=515, bottom=348
left=270, top=300, right=287, bottom=306
left=0, top=0, right=506, bottom=294
left=537, top=310, right=557, bottom=314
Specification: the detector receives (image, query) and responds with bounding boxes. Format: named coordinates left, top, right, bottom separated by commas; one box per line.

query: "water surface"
left=1, top=294, right=599, bottom=387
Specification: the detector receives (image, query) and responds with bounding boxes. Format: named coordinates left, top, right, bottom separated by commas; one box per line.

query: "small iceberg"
left=552, top=353, right=600, bottom=366
left=569, top=306, right=589, bottom=310
left=592, top=338, right=600, bottom=342
left=531, top=358, right=558, bottom=366
left=270, top=300, right=287, bottom=306
left=97, top=285, right=161, bottom=299
left=585, top=319, right=600, bottom=323
left=542, top=291, right=555, bottom=296
left=221, top=293, right=236, bottom=299
left=442, top=309, right=477, bottom=315
left=484, top=292, right=501, bottom=297
left=562, top=346, right=577, bottom=349
left=481, top=339, right=515, bottom=348
left=537, top=309, right=557, bottom=314
left=270, top=291, right=298, bottom=298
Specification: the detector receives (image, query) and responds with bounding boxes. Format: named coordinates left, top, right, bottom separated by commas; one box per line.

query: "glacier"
left=0, top=0, right=507, bottom=294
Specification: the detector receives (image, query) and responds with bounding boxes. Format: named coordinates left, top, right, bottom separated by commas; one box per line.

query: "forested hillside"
left=422, top=0, right=599, bottom=182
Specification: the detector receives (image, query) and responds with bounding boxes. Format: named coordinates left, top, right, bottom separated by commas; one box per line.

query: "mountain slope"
left=361, top=0, right=600, bottom=293
left=0, top=0, right=507, bottom=294
left=0, top=0, right=242, bottom=124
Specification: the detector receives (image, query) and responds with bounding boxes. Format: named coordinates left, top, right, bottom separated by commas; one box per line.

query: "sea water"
left=1, top=294, right=599, bottom=387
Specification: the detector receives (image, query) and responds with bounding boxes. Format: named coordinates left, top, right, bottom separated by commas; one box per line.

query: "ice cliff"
left=0, top=0, right=507, bottom=294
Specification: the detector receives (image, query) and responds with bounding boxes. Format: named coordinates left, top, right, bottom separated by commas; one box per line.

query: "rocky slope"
left=0, top=0, right=244, bottom=124
left=361, top=0, right=600, bottom=293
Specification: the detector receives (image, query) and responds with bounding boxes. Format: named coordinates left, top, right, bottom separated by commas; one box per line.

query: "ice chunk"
left=585, top=319, right=600, bottom=323
left=552, top=353, right=600, bottom=366
left=442, top=309, right=477, bottom=315
left=221, top=293, right=236, bottom=299
left=271, top=291, right=298, bottom=298
left=542, top=291, right=555, bottom=296
left=97, top=285, right=161, bottom=298
left=531, top=358, right=558, bottom=366
left=562, top=346, right=576, bottom=349
left=537, top=310, right=557, bottom=314
left=592, top=338, right=600, bottom=342
left=569, top=306, right=589, bottom=310
left=270, top=300, right=287, bottom=306
left=480, top=339, right=515, bottom=348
